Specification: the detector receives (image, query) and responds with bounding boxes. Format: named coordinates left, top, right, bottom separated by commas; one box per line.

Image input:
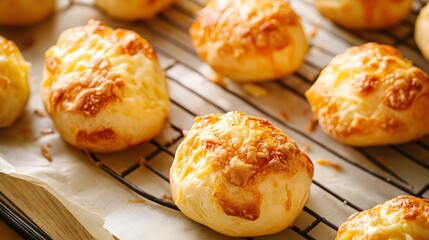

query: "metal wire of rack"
left=79, top=0, right=429, bottom=239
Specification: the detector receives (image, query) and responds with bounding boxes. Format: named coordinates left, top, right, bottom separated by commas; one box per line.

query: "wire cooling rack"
left=80, top=1, right=429, bottom=239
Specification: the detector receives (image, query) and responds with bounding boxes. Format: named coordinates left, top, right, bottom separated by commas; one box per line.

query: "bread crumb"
left=343, top=200, right=348, bottom=205
left=302, top=143, right=311, bottom=152
left=316, top=159, right=343, bottom=171
left=40, top=128, right=54, bottom=135
left=280, top=111, right=289, bottom=122
left=308, top=25, right=320, bottom=39
left=128, top=199, right=146, bottom=203
left=46, top=143, right=52, bottom=148
left=307, top=115, right=318, bottom=132
left=40, top=146, right=52, bottom=162
left=34, top=109, right=45, bottom=117
left=206, top=72, right=227, bottom=88
left=138, top=156, right=146, bottom=165
left=243, top=83, right=268, bottom=97
left=162, top=194, right=173, bottom=203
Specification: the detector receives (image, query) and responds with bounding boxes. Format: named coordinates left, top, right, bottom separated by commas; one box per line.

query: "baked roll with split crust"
left=313, top=0, right=413, bottom=29
left=189, top=0, right=308, bottom=82
left=0, top=0, right=55, bottom=26
left=42, top=20, right=170, bottom=153
left=305, top=43, right=429, bottom=146
left=336, top=195, right=429, bottom=240
left=0, top=36, right=30, bottom=127
left=94, top=0, right=176, bottom=21
left=415, top=3, right=429, bottom=62
left=170, top=111, right=314, bottom=237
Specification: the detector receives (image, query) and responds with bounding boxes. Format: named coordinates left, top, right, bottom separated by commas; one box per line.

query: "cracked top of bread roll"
left=0, top=0, right=55, bottom=26
left=305, top=43, right=429, bottom=146
left=0, top=36, right=30, bottom=127
left=94, top=0, right=176, bottom=21
left=189, top=0, right=308, bottom=82
left=415, top=2, right=429, bottom=62
left=313, top=0, right=413, bottom=29
left=336, top=195, right=429, bottom=240
left=170, top=111, right=313, bottom=237
left=42, top=20, right=170, bottom=152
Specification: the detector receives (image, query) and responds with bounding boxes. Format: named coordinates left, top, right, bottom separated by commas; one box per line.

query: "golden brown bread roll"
left=41, top=20, right=170, bottom=153
left=0, top=0, right=55, bottom=26
left=94, top=0, right=176, bottom=21
left=313, top=0, right=413, bottom=29
left=0, top=36, right=30, bottom=127
left=415, top=2, right=429, bottom=62
left=305, top=43, right=429, bottom=146
left=189, top=0, right=308, bottom=82
left=170, top=111, right=314, bottom=237
left=336, top=195, right=429, bottom=240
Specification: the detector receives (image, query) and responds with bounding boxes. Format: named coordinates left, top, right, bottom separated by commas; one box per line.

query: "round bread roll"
left=0, top=36, right=30, bottom=127
left=189, top=0, right=308, bottom=82
left=336, top=195, right=429, bottom=240
left=0, top=0, right=55, bottom=26
left=41, top=20, right=170, bottom=153
left=170, top=111, right=314, bottom=237
left=305, top=43, right=429, bottom=146
left=313, top=0, right=413, bottom=29
left=415, top=3, right=429, bottom=62
left=94, top=0, right=176, bottom=21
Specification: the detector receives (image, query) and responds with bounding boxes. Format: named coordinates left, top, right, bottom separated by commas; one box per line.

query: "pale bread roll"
left=170, top=111, right=314, bottom=237
left=305, top=43, right=429, bottom=146
left=336, top=195, right=429, bottom=240
left=0, top=36, right=30, bottom=127
left=0, top=0, right=55, bottom=26
left=42, top=20, right=170, bottom=153
left=94, top=0, right=176, bottom=21
left=313, top=0, right=413, bottom=29
left=415, top=3, right=429, bottom=62
left=189, top=0, right=308, bottom=82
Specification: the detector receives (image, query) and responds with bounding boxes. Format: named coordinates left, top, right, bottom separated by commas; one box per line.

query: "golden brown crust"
left=195, top=113, right=311, bottom=186
left=189, top=0, right=308, bottom=81
left=94, top=0, right=176, bottom=21
left=48, top=57, right=124, bottom=117
left=170, top=111, right=313, bottom=236
left=336, top=196, right=429, bottom=240
left=77, top=128, right=117, bottom=144
left=191, top=0, right=299, bottom=58
left=314, top=0, right=413, bottom=29
left=305, top=43, right=429, bottom=146
left=0, top=0, right=55, bottom=26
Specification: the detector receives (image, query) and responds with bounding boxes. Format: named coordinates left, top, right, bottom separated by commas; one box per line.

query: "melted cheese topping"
left=170, top=111, right=313, bottom=236
left=336, top=196, right=429, bottom=240
left=189, top=0, right=308, bottom=81
left=305, top=43, right=429, bottom=146
left=42, top=20, right=170, bottom=152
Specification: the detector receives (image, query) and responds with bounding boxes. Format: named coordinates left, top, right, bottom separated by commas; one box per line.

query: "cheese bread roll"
left=189, top=0, right=308, bottom=82
left=313, top=0, right=412, bottom=29
left=305, top=43, right=429, bottom=146
left=0, top=36, right=30, bottom=127
left=336, top=195, right=429, bottom=240
left=170, top=111, right=314, bottom=236
left=415, top=2, right=429, bottom=62
left=95, top=0, right=176, bottom=21
left=0, top=0, right=55, bottom=26
left=42, top=20, right=170, bottom=152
